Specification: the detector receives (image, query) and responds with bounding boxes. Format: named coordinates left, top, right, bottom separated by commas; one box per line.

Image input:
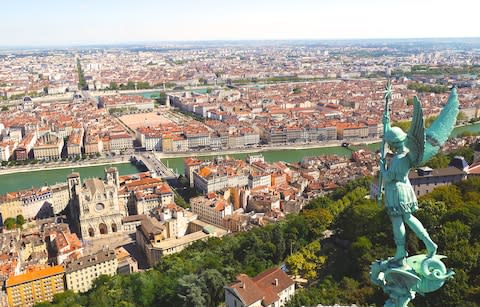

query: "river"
left=0, top=123, right=478, bottom=195
left=0, top=163, right=146, bottom=195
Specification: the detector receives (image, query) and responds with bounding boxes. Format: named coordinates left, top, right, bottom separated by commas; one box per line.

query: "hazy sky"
left=2, top=0, right=479, bottom=46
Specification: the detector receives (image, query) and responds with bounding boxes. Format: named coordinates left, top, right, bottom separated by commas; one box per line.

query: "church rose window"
left=95, top=203, right=105, bottom=211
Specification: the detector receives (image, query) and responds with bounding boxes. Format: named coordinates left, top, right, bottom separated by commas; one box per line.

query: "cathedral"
left=67, top=168, right=124, bottom=239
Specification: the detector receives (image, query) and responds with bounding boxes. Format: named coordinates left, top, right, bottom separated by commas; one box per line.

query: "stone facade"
left=68, top=168, right=124, bottom=239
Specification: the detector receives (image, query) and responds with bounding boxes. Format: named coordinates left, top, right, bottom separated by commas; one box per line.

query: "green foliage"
left=154, top=92, right=167, bottom=106
left=172, top=109, right=204, bottom=122
left=425, top=152, right=451, bottom=168
left=4, top=217, right=16, bottom=230
left=293, top=177, right=480, bottom=306
left=285, top=240, right=325, bottom=280
left=51, top=290, right=87, bottom=307
left=448, top=146, right=474, bottom=164
left=457, top=111, right=468, bottom=124
left=16, top=215, right=25, bottom=227
left=407, top=82, right=449, bottom=94
left=425, top=146, right=475, bottom=168
left=425, top=115, right=437, bottom=128
left=172, top=188, right=189, bottom=209
left=292, top=87, right=302, bottom=94
left=409, top=64, right=480, bottom=76
left=108, top=82, right=118, bottom=91
left=136, top=82, right=152, bottom=90
left=177, top=269, right=227, bottom=306
left=77, top=59, right=88, bottom=90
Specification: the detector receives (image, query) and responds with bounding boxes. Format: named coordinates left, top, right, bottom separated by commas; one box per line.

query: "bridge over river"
left=131, top=152, right=177, bottom=180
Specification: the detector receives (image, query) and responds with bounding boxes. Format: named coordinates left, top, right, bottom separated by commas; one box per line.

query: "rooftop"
left=6, top=265, right=64, bottom=287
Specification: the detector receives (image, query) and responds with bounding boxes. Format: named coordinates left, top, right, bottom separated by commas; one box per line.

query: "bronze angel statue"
left=379, top=85, right=459, bottom=266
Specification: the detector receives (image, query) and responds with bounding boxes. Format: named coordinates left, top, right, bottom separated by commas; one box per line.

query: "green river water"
left=0, top=163, right=145, bottom=195
left=0, top=123, right=479, bottom=195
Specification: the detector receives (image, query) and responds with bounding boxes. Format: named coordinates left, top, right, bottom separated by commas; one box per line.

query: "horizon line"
left=1, top=36, right=480, bottom=50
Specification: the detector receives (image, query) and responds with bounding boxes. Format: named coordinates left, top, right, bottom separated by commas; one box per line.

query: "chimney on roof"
left=240, top=282, right=245, bottom=289
left=273, top=278, right=278, bottom=286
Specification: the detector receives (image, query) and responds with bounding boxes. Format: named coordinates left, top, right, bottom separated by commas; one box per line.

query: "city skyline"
left=2, top=0, right=480, bottom=47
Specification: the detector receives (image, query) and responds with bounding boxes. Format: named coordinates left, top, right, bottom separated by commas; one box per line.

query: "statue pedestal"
left=370, top=254, right=454, bottom=307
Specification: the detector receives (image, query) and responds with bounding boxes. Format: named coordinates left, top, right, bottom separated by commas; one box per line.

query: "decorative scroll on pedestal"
left=371, top=255, right=454, bottom=306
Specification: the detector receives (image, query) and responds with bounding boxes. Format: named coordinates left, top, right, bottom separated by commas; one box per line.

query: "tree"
left=176, top=274, right=206, bottom=307
left=457, top=111, right=468, bottom=124
left=108, top=82, right=118, bottom=91
left=200, top=269, right=228, bottom=306
left=271, top=226, right=286, bottom=262
left=16, top=215, right=25, bottom=228
left=425, top=152, right=450, bottom=169
left=4, top=218, right=16, bottom=230
left=421, top=185, right=463, bottom=209
left=416, top=199, right=447, bottom=231
left=448, top=147, right=474, bottom=164
left=425, top=115, right=437, bottom=128
left=126, top=81, right=135, bottom=90
left=51, top=290, right=86, bottom=307
left=285, top=240, right=325, bottom=280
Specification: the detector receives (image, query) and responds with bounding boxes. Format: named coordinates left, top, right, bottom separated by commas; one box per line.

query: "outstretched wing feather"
left=422, top=88, right=459, bottom=164
left=406, top=96, right=425, bottom=166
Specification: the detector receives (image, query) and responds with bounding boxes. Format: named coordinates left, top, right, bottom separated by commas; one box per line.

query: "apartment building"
left=6, top=265, right=65, bottom=307
left=109, top=133, right=133, bottom=152
left=33, top=133, right=64, bottom=160
left=248, top=173, right=272, bottom=189
left=409, top=166, right=467, bottom=197
left=64, top=249, right=118, bottom=293
left=0, top=194, right=23, bottom=221
left=0, top=140, right=18, bottom=161
left=67, top=129, right=84, bottom=157
left=84, top=135, right=103, bottom=155
left=190, top=194, right=233, bottom=227
left=336, top=123, right=369, bottom=140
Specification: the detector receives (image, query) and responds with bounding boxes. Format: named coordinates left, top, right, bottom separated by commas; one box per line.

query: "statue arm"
left=383, top=112, right=392, bottom=132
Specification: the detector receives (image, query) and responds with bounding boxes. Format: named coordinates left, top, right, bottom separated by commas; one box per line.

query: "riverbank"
left=156, top=139, right=380, bottom=159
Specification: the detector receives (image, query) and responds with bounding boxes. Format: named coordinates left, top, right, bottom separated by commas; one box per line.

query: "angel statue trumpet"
left=371, top=82, right=457, bottom=307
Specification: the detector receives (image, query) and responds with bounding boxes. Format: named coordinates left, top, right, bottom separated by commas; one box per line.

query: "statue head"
left=385, top=127, right=407, bottom=152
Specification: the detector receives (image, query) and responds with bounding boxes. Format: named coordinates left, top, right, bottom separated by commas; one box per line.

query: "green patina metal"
left=371, top=82, right=458, bottom=306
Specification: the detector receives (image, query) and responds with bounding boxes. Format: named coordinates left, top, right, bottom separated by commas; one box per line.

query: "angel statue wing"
left=422, top=88, right=460, bottom=164
left=406, top=96, right=425, bottom=166
left=406, top=88, right=460, bottom=166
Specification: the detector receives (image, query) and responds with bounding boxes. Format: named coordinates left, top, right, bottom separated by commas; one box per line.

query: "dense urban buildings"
left=0, top=39, right=480, bottom=306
